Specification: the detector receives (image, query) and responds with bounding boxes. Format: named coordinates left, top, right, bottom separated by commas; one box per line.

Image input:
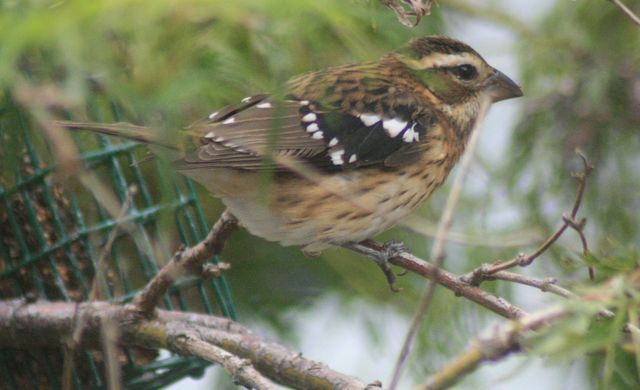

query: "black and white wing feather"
left=179, top=92, right=435, bottom=171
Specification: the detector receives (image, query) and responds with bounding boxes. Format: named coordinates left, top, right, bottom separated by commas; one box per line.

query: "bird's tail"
left=55, top=120, right=179, bottom=150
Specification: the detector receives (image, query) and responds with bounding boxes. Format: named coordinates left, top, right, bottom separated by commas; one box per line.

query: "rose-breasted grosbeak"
left=59, top=35, right=522, bottom=261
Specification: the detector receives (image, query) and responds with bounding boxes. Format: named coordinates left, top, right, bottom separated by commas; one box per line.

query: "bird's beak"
left=483, top=70, right=523, bottom=102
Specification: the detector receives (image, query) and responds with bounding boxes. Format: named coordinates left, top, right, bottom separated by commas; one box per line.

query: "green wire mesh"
left=0, top=94, right=236, bottom=389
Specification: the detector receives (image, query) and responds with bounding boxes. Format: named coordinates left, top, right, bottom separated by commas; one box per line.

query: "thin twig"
left=63, top=189, right=134, bottom=390
left=562, top=214, right=594, bottom=279
left=100, top=311, right=123, bottom=390
left=388, top=98, right=491, bottom=390
left=462, top=151, right=593, bottom=285
left=609, top=0, right=640, bottom=26
left=487, top=271, right=576, bottom=299
left=131, top=209, right=237, bottom=316
left=174, top=333, right=276, bottom=390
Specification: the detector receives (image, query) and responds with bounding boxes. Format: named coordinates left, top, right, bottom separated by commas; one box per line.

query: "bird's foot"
left=343, top=239, right=407, bottom=292
left=373, top=240, right=407, bottom=292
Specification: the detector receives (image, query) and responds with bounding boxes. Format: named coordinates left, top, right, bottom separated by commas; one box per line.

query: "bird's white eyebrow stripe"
left=406, top=52, right=482, bottom=70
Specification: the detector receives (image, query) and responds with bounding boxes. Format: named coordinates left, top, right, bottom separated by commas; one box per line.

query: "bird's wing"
left=179, top=83, right=437, bottom=172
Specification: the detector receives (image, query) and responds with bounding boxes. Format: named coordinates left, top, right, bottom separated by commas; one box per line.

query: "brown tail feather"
left=55, top=120, right=179, bottom=149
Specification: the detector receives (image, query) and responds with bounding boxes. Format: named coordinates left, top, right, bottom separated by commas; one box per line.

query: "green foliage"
left=0, top=0, right=440, bottom=124
left=508, top=2, right=640, bottom=258
left=504, top=4, right=640, bottom=386
left=2, top=0, right=639, bottom=388
left=524, top=274, right=640, bottom=389
left=0, top=0, right=445, bottom=315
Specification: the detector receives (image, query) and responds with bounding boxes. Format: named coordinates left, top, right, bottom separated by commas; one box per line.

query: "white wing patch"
left=330, top=149, right=345, bottom=165
left=383, top=118, right=407, bottom=138
left=359, top=113, right=381, bottom=127
left=402, top=124, right=416, bottom=143
left=302, top=113, right=317, bottom=122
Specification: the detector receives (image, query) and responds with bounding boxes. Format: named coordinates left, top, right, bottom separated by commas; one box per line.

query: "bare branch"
left=388, top=98, right=491, bottom=390
left=487, top=272, right=576, bottom=299
left=131, top=209, right=237, bottom=316
left=419, top=269, right=639, bottom=389
left=0, top=300, right=373, bottom=390
left=562, top=213, right=594, bottom=279
left=174, top=333, right=276, bottom=390
left=609, top=0, right=640, bottom=26
left=349, top=241, right=526, bottom=319
left=188, top=323, right=381, bottom=390
left=461, top=151, right=593, bottom=285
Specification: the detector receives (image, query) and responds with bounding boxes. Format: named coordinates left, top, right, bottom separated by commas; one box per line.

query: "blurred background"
left=1, top=0, right=638, bottom=389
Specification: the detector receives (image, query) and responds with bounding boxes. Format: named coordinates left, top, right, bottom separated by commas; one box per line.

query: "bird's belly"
left=222, top=159, right=452, bottom=253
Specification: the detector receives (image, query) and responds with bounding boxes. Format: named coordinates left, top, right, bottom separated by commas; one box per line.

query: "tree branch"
left=131, top=209, right=237, bottom=316
left=349, top=241, right=526, bottom=319
left=172, top=333, right=276, bottom=389
left=461, top=151, right=593, bottom=285
left=0, top=300, right=373, bottom=390
left=418, top=268, right=640, bottom=389
left=485, top=271, right=575, bottom=299
left=609, top=0, right=640, bottom=26
left=419, top=305, right=570, bottom=390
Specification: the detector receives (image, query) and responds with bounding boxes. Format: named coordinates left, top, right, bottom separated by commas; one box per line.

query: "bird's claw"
left=370, top=240, right=408, bottom=292
left=381, top=240, right=408, bottom=258
left=342, top=240, right=408, bottom=292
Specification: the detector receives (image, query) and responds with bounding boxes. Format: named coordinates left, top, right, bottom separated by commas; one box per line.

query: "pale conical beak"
left=483, top=70, right=523, bottom=102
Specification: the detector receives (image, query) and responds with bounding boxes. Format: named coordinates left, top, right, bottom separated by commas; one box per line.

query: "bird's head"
left=392, top=35, right=523, bottom=105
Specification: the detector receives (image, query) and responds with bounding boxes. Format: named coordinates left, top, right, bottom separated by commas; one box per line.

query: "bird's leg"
left=342, top=239, right=408, bottom=292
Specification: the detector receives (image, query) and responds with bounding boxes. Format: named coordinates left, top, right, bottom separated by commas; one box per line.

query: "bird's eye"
left=452, top=64, right=477, bottom=81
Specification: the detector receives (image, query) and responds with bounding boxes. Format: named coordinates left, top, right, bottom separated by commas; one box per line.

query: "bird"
left=58, top=35, right=522, bottom=287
